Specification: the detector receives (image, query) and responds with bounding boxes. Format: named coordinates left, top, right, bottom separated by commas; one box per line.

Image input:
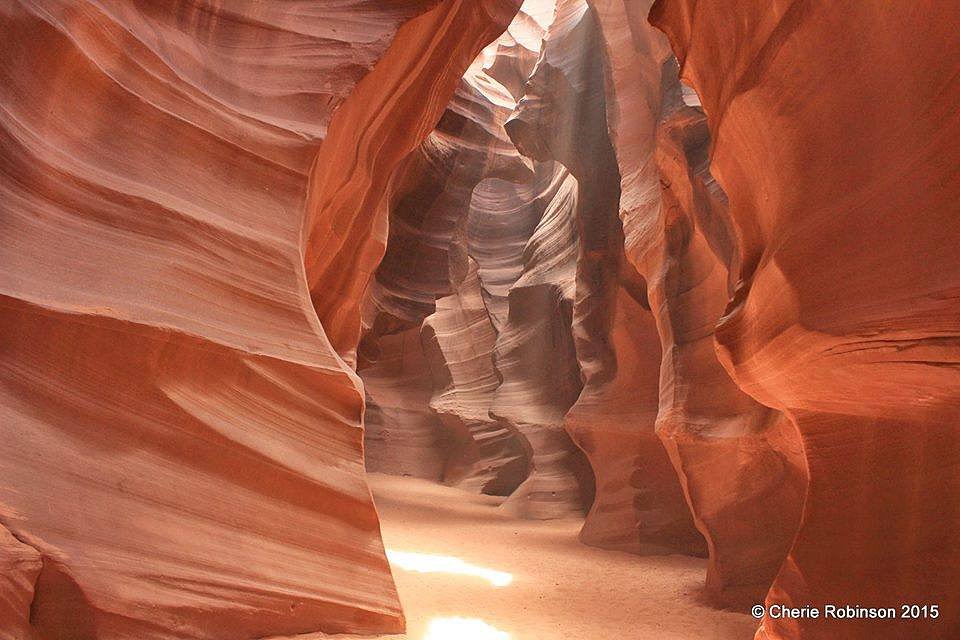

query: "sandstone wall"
left=651, top=0, right=960, bottom=636
left=0, top=1, right=520, bottom=636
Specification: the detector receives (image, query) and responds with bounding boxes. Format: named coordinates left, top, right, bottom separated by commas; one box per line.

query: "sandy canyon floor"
left=287, top=474, right=758, bottom=640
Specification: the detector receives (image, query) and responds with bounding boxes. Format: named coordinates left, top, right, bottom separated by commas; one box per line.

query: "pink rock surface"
left=0, top=1, right=519, bottom=637
left=355, top=7, right=599, bottom=510
left=357, top=54, right=534, bottom=485
left=361, top=328, right=448, bottom=481
left=507, top=0, right=702, bottom=538
left=422, top=260, right=528, bottom=495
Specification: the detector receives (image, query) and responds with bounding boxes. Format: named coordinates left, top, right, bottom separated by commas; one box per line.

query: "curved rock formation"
left=564, top=276, right=706, bottom=554
left=0, top=526, right=41, bottom=640
left=303, top=0, right=525, bottom=362
left=357, top=15, right=543, bottom=486
left=651, top=0, right=960, bottom=637
left=586, top=0, right=805, bottom=603
left=8, top=0, right=953, bottom=636
left=506, top=0, right=702, bottom=541
left=488, top=168, right=595, bottom=518
left=422, top=260, right=528, bottom=494
left=652, top=90, right=806, bottom=606
left=361, top=327, right=449, bottom=481
left=0, top=1, right=521, bottom=637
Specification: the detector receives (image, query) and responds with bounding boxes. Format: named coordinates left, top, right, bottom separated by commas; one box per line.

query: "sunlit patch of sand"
left=423, top=617, right=510, bottom=640
left=386, top=550, right=513, bottom=587
left=317, top=474, right=759, bottom=640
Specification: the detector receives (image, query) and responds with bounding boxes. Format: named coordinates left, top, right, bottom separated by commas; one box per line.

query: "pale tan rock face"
left=505, top=0, right=705, bottom=540
left=0, top=1, right=520, bottom=637
left=651, top=0, right=960, bottom=637
left=422, top=259, right=529, bottom=495
left=356, top=16, right=545, bottom=490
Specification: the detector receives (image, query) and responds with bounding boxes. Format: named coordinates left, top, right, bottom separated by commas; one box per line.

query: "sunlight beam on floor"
left=423, top=617, right=511, bottom=640
left=385, top=549, right=514, bottom=587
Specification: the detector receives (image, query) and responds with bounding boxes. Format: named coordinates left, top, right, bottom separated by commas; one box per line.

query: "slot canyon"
left=0, top=0, right=957, bottom=639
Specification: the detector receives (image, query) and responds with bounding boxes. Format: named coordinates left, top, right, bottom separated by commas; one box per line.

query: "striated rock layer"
left=0, top=525, right=41, bottom=640
left=651, top=89, right=806, bottom=606
left=303, top=0, right=526, bottom=362
left=0, top=1, right=521, bottom=637
left=358, top=45, right=536, bottom=485
left=361, top=327, right=448, bottom=481
left=588, top=0, right=805, bottom=603
left=488, top=167, right=595, bottom=518
left=422, top=260, right=528, bottom=494
left=651, top=0, right=960, bottom=637
left=357, top=5, right=570, bottom=499
left=507, top=0, right=702, bottom=542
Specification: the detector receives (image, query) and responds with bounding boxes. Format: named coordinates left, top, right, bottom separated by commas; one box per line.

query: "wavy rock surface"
left=361, top=327, right=448, bottom=481
left=0, top=1, right=521, bottom=637
left=303, top=0, right=525, bottom=362
left=422, top=260, right=528, bottom=494
left=356, top=59, right=533, bottom=485
left=488, top=168, right=596, bottom=519
left=358, top=7, right=554, bottom=493
left=564, top=279, right=705, bottom=554
left=652, top=94, right=806, bottom=606
left=650, top=0, right=960, bottom=637
left=0, top=526, right=41, bottom=640
left=506, top=0, right=701, bottom=538
left=492, top=0, right=604, bottom=521
left=586, top=0, right=805, bottom=603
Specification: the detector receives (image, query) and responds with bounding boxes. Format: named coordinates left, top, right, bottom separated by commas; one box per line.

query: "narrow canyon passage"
left=350, top=475, right=756, bottom=640
left=352, top=3, right=799, bottom=638
left=1, top=1, right=957, bottom=640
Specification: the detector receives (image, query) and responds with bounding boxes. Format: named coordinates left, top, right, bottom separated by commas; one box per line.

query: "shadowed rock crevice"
left=0, top=523, right=43, bottom=640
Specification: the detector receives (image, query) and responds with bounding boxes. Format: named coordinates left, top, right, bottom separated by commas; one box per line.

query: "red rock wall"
left=0, top=1, right=520, bottom=637
left=303, top=0, right=525, bottom=362
left=651, top=0, right=960, bottom=637
left=0, top=526, right=41, bottom=639
left=589, top=0, right=806, bottom=605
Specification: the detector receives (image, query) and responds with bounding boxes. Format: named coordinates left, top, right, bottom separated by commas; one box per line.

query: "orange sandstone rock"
left=651, top=0, right=960, bottom=636
left=0, top=1, right=521, bottom=637
left=507, top=0, right=702, bottom=539
left=589, top=0, right=806, bottom=603
left=0, top=526, right=41, bottom=640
